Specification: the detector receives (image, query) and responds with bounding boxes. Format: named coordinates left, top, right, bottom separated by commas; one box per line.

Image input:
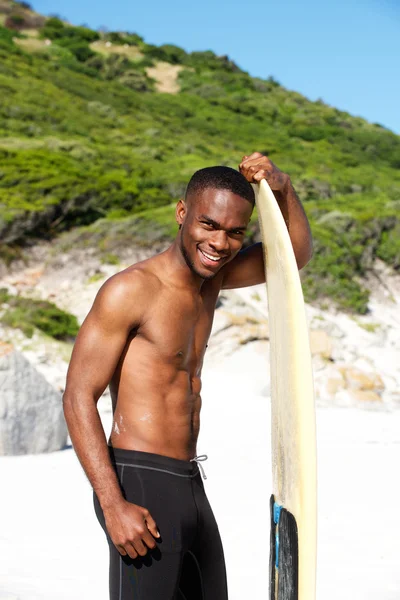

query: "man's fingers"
left=253, top=170, right=267, bottom=183
left=240, top=161, right=272, bottom=181
left=123, top=542, right=139, bottom=560
left=240, top=154, right=271, bottom=169
left=254, top=171, right=283, bottom=189
left=142, top=529, right=158, bottom=550
left=239, top=158, right=260, bottom=171
left=244, top=164, right=271, bottom=183
left=133, top=538, right=148, bottom=557
left=144, top=511, right=160, bottom=539
left=243, top=165, right=285, bottom=189
left=116, top=543, right=128, bottom=557
left=242, top=151, right=263, bottom=162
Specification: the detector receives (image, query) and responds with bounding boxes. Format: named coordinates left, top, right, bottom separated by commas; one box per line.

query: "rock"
left=0, top=344, right=68, bottom=455
left=314, top=363, right=386, bottom=405
left=313, top=365, right=345, bottom=400
left=0, top=341, right=13, bottom=357
left=239, top=323, right=269, bottom=345
left=326, top=375, right=345, bottom=395
left=312, top=354, right=329, bottom=372
left=4, top=266, right=44, bottom=290
left=311, top=317, right=346, bottom=340
left=339, top=367, right=385, bottom=392
left=349, top=390, right=382, bottom=403
left=309, top=329, right=333, bottom=359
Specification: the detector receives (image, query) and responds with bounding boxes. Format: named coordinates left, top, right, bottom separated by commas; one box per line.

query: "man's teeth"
left=201, top=250, right=221, bottom=262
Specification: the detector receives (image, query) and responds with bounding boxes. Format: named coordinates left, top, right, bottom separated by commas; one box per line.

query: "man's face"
left=176, top=187, right=253, bottom=280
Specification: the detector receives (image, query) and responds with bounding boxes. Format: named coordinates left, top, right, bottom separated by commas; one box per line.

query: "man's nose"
left=209, top=230, right=229, bottom=252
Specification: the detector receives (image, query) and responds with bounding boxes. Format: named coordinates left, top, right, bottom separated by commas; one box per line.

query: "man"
left=63, top=152, right=312, bottom=599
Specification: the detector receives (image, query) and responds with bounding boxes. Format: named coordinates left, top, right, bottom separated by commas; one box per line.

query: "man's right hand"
left=104, top=500, right=160, bottom=559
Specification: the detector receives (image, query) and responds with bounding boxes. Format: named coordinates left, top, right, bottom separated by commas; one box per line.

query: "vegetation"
left=0, top=1, right=399, bottom=313
left=0, top=288, right=79, bottom=339
left=356, top=321, right=382, bottom=333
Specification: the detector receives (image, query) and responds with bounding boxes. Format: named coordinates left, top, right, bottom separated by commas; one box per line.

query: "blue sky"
left=32, top=0, right=400, bottom=133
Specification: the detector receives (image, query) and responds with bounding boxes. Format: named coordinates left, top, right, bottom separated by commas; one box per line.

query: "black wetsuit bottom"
left=93, top=446, right=229, bottom=600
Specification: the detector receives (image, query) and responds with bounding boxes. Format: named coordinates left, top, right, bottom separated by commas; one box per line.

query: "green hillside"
left=1, top=1, right=400, bottom=313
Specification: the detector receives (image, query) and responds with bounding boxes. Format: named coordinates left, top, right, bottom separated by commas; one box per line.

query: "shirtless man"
left=63, top=152, right=313, bottom=600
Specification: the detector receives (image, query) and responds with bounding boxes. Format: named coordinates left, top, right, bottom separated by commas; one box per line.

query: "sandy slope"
left=1, top=365, right=399, bottom=600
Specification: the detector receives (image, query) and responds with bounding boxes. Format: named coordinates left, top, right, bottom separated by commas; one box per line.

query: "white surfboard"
left=253, top=179, right=317, bottom=600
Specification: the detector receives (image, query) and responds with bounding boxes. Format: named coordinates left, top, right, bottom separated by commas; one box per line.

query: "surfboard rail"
left=254, top=179, right=317, bottom=600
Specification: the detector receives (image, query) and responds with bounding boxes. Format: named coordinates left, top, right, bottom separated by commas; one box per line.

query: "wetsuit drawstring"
left=190, top=454, right=208, bottom=479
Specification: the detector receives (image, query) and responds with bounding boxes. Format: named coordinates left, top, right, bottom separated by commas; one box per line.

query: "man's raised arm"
left=221, top=152, right=313, bottom=290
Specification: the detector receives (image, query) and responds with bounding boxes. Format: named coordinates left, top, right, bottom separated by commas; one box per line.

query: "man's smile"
left=198, top=247, right=227, bottom=267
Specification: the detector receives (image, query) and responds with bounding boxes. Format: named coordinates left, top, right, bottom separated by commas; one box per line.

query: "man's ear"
left=176, top=199, right=187, bottom=229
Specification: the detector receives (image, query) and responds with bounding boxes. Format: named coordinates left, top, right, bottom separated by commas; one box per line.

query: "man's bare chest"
left=144, top=294, right=215, bottom=357
left=124, top=282, right=218, bottom=365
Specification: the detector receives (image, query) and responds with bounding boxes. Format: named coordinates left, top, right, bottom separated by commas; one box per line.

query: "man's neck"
left=161, top=241, right=206, bottom=292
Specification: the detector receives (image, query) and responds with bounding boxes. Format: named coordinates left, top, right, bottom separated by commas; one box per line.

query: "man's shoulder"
left=95, top=263, right=161, bottom=313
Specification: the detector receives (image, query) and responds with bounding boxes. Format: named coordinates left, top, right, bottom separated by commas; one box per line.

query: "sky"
left=31, top=0, right=400, bottom=134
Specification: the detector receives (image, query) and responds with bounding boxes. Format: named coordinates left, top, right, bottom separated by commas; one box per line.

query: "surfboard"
left=253, top=179, right=317, bottom=600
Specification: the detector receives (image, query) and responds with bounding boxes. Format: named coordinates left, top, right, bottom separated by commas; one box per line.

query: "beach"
left=1, top=363, right=399, bottom=600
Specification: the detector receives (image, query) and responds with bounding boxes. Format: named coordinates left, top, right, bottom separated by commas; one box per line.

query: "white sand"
left=1, top=368, right=399, bottom=599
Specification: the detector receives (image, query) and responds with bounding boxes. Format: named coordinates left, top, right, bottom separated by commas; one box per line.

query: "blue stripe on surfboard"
left=273, top=502, right=283, bottom=568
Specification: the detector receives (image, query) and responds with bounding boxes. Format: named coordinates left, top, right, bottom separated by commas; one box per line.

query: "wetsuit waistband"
left=108, top=445, right=207, bottom=478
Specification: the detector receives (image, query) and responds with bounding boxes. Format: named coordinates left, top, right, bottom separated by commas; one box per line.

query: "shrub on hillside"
left=377, top=225, right=400, bottom=268
left=65, top=24, right=100, bottom=43
left=124, top=32, right=144, bottom=45
left=142, top=43, right=188, bottom=65
left=14, top=1, right=33, bottom=9
left=4, top=10, right=44, bottom=29
left=40, top=16, right=64, bottom=36
left=0, top=289, right=79, bottom=340
left=105, top=31, right=143, bottom=45
left=38, top=18, right=98, bottom=62
left=389, top=149, right=400, bottom=169
left=300, top=224, right=370, bottom=314
left=0, top=23, right=16, bottom=44
left=252, top=78, right=281, bottom=93
left=101, top=53, right=132, bottom=79
left=118, top=69, right=152, bottom=92
left=84, top=53, right=104, bottom=72
left=178, top=64, right=250, bottom=98
left=84, top=54, right=152, bottom=90
left=0, top=24, right=22, bottom=53
left=40, top=45, right=99, bottom=76
left=44, top=42, right=80, bottom=63
left=186, top=50, right=241, bottom=72
left=56, top=38, right=95, bottom=62
left=105, top=31, right=124, bottom=44
left=41, top=18, right=99, bottom=43
left=136, top=187, right=173, bottom=209
left=4, top=13, right=25, bottom=30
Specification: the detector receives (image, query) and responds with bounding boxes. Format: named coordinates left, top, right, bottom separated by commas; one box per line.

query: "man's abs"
left=108, top=389, right=202, bottom=461
left=108, top=339, right=203, bottom=460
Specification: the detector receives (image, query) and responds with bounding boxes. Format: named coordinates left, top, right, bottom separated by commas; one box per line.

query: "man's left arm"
left=221, top=152, right=313, bottom=290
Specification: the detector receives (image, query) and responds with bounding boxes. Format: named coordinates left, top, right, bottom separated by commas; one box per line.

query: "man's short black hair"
left=185, top=166, right=255, bottom=206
